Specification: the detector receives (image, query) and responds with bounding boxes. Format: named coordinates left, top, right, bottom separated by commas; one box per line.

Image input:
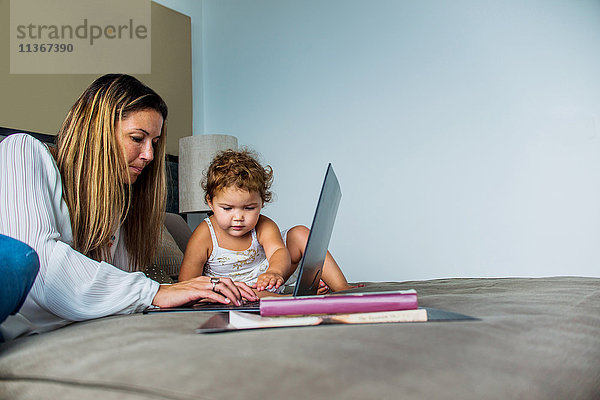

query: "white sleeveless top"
left=203, top=217, right=270, bottom=286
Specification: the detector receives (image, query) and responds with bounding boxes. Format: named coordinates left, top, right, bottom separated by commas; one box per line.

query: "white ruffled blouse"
left=0, top=134, right=160, bottom=340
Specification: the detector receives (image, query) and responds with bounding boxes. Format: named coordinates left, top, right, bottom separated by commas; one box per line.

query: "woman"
left=0, top=74, right=256, bottom=340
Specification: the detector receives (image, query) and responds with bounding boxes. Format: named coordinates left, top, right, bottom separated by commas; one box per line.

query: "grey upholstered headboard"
left=0, top=127, right=56, bottom=144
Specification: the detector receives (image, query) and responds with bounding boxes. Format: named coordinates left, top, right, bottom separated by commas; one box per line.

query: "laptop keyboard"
left=191, top=300, right=260, bottom=310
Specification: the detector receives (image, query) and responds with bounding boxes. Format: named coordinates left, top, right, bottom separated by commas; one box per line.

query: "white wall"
left=161, top=0, right=600, bottom=282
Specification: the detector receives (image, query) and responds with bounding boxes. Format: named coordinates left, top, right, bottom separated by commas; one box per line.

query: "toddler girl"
left=178, top=150, right=350, bottom=295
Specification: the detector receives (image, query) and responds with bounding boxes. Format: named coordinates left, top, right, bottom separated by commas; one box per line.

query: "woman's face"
left=116, top=108, right=163, bottom=183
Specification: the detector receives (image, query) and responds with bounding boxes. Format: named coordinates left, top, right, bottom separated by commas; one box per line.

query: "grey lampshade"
left=178, top=134, right=238, bottom=213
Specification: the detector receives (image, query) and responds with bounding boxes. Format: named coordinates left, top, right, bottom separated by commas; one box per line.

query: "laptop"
left=146, top=163, right=342, bottom=313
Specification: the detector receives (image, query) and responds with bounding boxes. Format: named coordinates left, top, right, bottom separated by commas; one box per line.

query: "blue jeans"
left=0, top=234, right=39, bottom=341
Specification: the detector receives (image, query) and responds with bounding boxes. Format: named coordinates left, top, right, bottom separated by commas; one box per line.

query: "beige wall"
left=0, top=1, right=192, bottom=156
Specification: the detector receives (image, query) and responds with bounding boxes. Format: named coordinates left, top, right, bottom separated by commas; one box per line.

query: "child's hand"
left=254, top=272, right=285, bottom=292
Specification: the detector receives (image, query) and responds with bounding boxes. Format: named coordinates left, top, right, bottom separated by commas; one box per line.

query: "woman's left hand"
left=151, top=275, right=256, bottom=308
left=233, top=281, right=260, bottom=301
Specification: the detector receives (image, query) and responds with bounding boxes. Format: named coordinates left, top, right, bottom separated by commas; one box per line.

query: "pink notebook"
left=259, top=290, right=418, bottom=317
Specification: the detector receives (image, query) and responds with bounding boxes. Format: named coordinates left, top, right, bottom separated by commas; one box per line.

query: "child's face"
left=207, top=187, right=263, bottom=238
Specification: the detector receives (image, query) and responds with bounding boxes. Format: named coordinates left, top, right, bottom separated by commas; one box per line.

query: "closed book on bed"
left=259, top=290, right=418, bottom=317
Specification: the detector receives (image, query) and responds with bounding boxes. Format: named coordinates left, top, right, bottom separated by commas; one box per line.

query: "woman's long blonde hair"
left=56, top=74, right=168, bottom=270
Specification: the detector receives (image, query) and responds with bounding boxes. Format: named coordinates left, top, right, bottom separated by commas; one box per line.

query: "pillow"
left=146, top=226, right=184, bottom=283
left=144, top=264, right=175, bottom=284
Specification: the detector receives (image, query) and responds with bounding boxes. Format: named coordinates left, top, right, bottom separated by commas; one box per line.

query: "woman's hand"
left=233, top=281, right=260, bottom=301
left=151, top=276, right=257, bottom=308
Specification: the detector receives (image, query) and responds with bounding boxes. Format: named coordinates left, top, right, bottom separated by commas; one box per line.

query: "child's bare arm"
left=255, top=216, right=292, bottom=291
left=178, top=222, right=211, bottom=282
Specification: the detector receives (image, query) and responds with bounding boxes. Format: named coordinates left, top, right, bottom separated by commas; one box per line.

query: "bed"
left=1, top=276, right=599, bottom=399
left=1, top=130, right=599, bottom=399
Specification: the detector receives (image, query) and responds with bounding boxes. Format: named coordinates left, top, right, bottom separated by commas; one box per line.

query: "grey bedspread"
left=1, top=277, right=599, bottom=399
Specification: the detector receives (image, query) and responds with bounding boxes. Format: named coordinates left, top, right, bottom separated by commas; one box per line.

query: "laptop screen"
left=293, top=164, right=342, bottom=296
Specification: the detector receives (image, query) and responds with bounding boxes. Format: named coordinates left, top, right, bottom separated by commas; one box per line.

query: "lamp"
left=178, top=134, right=238, bottom=213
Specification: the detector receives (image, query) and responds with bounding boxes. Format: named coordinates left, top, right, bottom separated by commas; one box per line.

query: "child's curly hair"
left=203, top=149, right=274, bottom=204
